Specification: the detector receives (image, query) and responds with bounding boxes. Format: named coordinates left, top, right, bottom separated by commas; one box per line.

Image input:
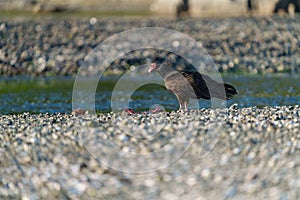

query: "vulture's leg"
left=179, top=102, right=185, bottom=111
left=184, top=101, right=189, bottom=111
left=175, top=94, right=185, bottom=110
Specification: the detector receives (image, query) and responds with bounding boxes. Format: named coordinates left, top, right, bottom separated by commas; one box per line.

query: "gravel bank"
left=0, top=105, right=299, bottom=199
left=0, top=16, right=299, bottom=76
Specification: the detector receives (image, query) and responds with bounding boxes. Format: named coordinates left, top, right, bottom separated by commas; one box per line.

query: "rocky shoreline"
left=0, top=105, right=299, bottom=199
left=0, top=16, right=299, bottom=76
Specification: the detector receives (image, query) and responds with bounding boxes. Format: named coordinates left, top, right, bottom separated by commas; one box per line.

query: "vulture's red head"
left=148, top=63, right=159, bottom=73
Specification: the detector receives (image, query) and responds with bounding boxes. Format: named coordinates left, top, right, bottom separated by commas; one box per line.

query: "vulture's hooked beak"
left=148, top=63, right=156, bottom=74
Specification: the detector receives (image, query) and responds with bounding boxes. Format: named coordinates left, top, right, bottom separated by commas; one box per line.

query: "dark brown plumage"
left=148, top=62, right=238, bottom=110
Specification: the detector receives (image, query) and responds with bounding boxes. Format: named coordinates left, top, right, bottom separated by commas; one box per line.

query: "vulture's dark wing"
left=179, top=71, right=237, bottom=100
left=178, top=71, right=213, bottom=99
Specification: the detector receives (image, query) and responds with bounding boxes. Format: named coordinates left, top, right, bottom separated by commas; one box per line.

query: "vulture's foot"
left=177, top=108, right=189, bottom=113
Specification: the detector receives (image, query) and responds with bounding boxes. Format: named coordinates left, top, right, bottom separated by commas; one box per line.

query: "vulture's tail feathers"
left=209, top=83, right=238, bottom=100
left=224, top=83, right=238, bottom=100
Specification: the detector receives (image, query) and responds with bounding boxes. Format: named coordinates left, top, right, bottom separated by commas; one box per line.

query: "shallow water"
left=0, top=74, right=299, bottom=114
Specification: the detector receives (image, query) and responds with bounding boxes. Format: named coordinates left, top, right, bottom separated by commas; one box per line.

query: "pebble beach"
left=0, top=15, right=300, bottom=199
left=0, top=16, right=300, bottom=76
left=0, top=106, right=299, bottom=199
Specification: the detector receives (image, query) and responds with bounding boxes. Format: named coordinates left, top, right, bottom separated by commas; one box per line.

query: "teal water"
left=0, top=75, right=299, bottom=114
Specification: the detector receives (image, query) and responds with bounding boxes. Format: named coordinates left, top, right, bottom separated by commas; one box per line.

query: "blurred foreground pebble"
left=0, top=105, right=299, bottom=199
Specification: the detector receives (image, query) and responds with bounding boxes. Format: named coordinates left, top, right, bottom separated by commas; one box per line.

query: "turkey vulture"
left=148, top=62, right=238, bottom=110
